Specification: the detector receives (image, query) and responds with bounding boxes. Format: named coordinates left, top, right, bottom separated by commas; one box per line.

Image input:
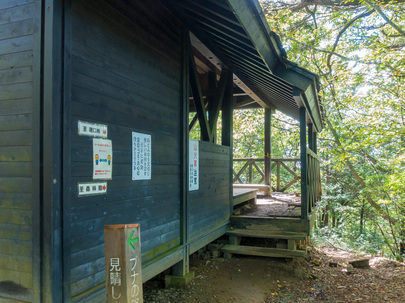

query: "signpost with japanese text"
left=104, top=224, right=143, bottom=303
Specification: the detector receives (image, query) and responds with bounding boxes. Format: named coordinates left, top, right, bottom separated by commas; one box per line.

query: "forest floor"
left=143, top=244, right=405, bottom=303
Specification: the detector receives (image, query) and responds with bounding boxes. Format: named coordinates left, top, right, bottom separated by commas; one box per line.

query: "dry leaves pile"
left=267, top=245, right=405, bottom=302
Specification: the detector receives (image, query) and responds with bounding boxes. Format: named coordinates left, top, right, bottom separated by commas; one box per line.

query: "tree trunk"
left=360, top=203, right=364, bottom=235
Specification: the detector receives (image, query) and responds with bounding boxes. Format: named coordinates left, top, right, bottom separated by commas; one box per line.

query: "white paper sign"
left=78, top=121, right=108, bottom=138
left=132, top=132, right=152, bottom=180
left=93, top=138, right=112, bottom=179
left=78, top=182, right=107, bottom=196
left=189, top=139, right=199, bottom=191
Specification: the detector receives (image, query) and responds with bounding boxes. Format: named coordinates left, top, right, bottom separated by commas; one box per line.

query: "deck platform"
left=236, top=192, right=301, bottom=218
left=233, top=188, right=258, bottom=206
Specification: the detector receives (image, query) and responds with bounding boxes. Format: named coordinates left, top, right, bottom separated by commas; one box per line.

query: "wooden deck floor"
left=233, top=188, right=258, bottom=206
left=234, top=192, right=301, bottom=218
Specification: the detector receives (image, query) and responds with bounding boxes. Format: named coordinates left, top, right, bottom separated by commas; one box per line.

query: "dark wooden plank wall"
left=188, top=141, right=231, bottom=241
left=66, top=0, right=183, bottom=299
left=0, top=1, right=39, bottom=302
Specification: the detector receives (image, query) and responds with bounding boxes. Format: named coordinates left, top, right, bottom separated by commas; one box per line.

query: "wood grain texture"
left=0, top=2, right=35, bottom=301
left=188, top=141, right=231, bottom=241
left=66, top=0, right=183, bottom=298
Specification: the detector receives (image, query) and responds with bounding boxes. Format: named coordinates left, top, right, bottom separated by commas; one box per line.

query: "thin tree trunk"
left=360, top=202, right=364, bottom=235
left=325, top=118, right=395, bottom=224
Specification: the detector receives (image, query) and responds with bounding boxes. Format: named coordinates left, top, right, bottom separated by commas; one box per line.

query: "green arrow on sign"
left=128, top=230, right=139, bottom=251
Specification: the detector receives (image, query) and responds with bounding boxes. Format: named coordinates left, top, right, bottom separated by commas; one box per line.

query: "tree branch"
left=326, top=10, right=374, bottom=74
left=363, top=0, right=405, bottom=37
left=325, top=117, right=396, bottom=224
left=286, top=0, right=405, bottom=12
left=273, top=116, right=299, bottom=127
left=285, top=35, right=399, bottom=73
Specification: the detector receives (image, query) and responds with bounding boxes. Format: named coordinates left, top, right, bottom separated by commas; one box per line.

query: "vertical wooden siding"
left=66, top=0, right=183, bottom=298
left=188, top=142, right=231, bottom=241
left=0, top=1, right=39, bottom=302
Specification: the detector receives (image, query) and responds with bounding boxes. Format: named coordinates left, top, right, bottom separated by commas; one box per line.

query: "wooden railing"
left=233, top=158, right=301, bottom=192
left=234, top=153, right=322, bottom=222
left=306, top=149, right=321, bottom=214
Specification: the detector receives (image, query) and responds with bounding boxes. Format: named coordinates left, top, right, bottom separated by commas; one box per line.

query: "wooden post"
left=308, top=123, right=314, bottom=152
left=313, top=132, right=317, bottom=154
left=221, top=73, right=233, bottom=148
left=104, top=224, right=143, bottom=303
left=42, top=1, right=64, bottom=301
left=207, top=71, right=217, bottom=143
left=248, top=160, right=253, bottom=183
left=180, top=27, right=189, bottom=251
left=222, top=70, right=233, bottom=212
left=178, top=29, right=190, bottom=276
left=264, top=109, right=272, bottom=192
left=276, top=161, right=280, bottom=191
left=300, top=107, right=308, bottom=221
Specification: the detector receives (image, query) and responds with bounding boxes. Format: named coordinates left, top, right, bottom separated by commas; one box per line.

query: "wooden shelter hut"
left=0, top=0, right=322, bottom=301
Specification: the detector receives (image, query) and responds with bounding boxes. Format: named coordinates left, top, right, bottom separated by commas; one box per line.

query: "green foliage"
left=313, top=226, right=386, bottom=255
left=233, top=109, right=301, bottom=159
left=260, top=0, right=405, bottom=260
left=233, top=109, right=302, bottom=189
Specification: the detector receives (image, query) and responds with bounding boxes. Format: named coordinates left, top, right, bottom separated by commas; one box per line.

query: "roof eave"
left=276, top=61, right=324, bottom=132
left=227, top=0, right=323, bottom=131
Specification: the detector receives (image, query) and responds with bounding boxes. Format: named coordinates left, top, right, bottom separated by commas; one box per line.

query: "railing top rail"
left=306, top=149, right=318, bottom=159
left=233, top=157, right=301, bottom=162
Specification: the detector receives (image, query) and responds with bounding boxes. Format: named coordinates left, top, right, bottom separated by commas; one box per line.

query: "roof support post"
left=222, top=69, right=234, bottom=212
left=41, top=0, right=64, bottom=301
left=222, top=72, right=233, bottom=147
left=308, top=122, right=318, bottom=154
left=170, top=27, right=193, bottom=281
left=181, top=28, right=190, bottom=248
left=207, top=71, right=217, bottom=143
left=308, top=123, right=314, bottom=152
left=300, top=107, right=308, bottom=221
left=313, top=132, right=317, bottom=154
left=264, top=109, right=272, bottom=192
left=209, top=68, right=230, bottom=143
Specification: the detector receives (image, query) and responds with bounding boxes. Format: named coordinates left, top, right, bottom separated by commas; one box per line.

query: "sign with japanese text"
left=78, top=120, right=108, bottom=138
left=189, top=139, right=199, bottom=191
left=93, top=138, right=113, bottom=180
left=104, top=224, right=143, bottom=303
left=78, top=182, right=107, bottom=196
left=132, top=132, right=152, bottom=180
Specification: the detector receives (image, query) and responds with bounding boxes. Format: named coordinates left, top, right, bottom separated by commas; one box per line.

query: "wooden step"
left=227, top=229, right=307, bottom=240
left=222, top=244, right=305, bottom=259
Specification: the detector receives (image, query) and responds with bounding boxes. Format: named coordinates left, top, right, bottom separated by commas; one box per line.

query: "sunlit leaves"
left=260, top=0, right=405, bottom=259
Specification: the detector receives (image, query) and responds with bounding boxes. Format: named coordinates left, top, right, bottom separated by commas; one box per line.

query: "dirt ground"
left=143, top=244, right=405, bottom=303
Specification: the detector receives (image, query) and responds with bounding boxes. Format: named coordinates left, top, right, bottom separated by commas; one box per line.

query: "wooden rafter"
left=189, top=42, right=212, bottom=142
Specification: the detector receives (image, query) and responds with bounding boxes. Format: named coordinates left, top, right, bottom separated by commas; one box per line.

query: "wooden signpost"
left=104, top=224, right=143, bottom=303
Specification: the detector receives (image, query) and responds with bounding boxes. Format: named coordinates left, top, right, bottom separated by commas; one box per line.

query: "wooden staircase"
left=222, top=218, right=308, bottom=259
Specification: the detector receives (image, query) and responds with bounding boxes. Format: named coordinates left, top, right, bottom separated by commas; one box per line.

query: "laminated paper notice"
left=189, top=139, right=199, bottom=191
left=93, top=138, right=112, bottom=179
left=78, top=120, right=108, bottom=138
left=132, top=132, right=152, bottom=180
